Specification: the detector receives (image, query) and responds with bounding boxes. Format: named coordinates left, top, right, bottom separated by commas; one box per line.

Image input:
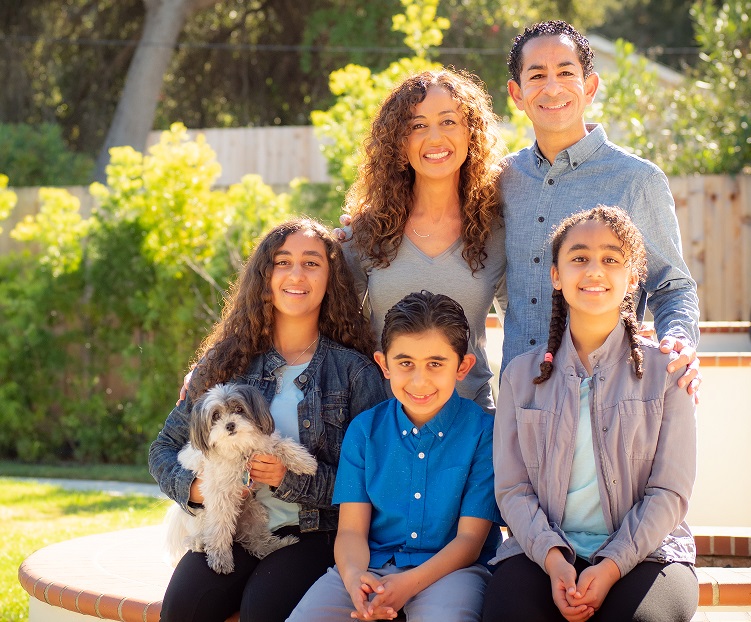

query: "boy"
left=288, top=291, right=500, bottom=621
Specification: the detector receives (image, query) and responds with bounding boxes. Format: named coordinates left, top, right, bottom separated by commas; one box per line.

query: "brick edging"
left=18, top=559, right=162, bottom=622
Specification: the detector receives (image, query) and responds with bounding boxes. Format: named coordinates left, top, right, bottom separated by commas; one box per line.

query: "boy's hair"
left=507, top=20, right=595, bottom=85
left=381, top=291, right=470, bottom=361
left=534, top=205, right=648, bottom=384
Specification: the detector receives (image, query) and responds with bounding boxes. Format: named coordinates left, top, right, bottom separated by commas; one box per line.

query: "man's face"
left=508, top=34, right=599, bottom=149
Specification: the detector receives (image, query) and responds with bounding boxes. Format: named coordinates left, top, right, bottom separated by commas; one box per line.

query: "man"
left=500, top=20, right=700, bottom=393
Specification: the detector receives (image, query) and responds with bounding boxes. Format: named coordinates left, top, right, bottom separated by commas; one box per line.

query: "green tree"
left=592, top=2, right=750, bottom=175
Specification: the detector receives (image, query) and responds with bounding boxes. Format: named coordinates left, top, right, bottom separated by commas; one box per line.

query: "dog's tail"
left=163, top=504, right=194, bottom=567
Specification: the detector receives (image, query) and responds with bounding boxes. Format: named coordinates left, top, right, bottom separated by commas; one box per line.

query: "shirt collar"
left=395, top=390, right=462, bottom=441
left=559, top=320, right=631, bottom=377
left=533, top=123, right=607, bottom=170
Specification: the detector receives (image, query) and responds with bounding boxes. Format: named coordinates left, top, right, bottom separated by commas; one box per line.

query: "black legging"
left=482, top=553, right=698, bottom=622
left=160, top=526, right=335, bottom=622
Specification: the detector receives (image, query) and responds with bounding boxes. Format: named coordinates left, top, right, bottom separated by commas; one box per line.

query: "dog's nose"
left=226, top=421, right=236, bottom=434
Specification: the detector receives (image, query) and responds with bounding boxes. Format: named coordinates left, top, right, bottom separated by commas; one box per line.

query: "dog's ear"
left=235, top=384, right=275, bottom=435
left=189, top=392, right=213, bottom=454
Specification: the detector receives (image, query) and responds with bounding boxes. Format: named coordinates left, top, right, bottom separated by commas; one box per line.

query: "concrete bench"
left=18, top=524, right=238, bottom=622
left=18, top=524, right=751, bottom=621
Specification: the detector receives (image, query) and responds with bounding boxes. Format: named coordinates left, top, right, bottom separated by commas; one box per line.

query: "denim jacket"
left=493, top=322, right=697, bottom=577
left=148, top=335, right=387, bottom=533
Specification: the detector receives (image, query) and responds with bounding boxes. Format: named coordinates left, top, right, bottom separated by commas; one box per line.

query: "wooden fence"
left=145, top=126, right=330, bottom=187
left=1, top=124, right=749, bottom=321
left=671, top=175, right=751, bottom=323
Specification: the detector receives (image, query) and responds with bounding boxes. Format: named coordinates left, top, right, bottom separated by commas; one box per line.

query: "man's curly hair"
left=534, top=205, right=648, bottom=384
left=507, top=20, right=595, bottom=85
left=188, top=217, right=376, bottom=399
left=346, top=68, right=506, bottom=274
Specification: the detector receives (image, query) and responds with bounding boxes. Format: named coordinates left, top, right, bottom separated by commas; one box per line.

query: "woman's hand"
left=176, top=366, right=195, bottom=405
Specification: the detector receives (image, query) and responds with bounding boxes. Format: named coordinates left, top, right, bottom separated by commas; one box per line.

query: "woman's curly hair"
left=188, top=217, right=376, bottom=399
left=346, top=68, right=506, bottom=274
left=534, top=205, right=648, bottom=384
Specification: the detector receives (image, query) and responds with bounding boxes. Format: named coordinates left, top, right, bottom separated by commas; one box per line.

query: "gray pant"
left=288, top=562, right=490, bottom=622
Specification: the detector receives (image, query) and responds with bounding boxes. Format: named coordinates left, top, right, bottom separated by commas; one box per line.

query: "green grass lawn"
left=0, top=460, right=153, bottom=483
left=0, top=478, right=166, bottom=622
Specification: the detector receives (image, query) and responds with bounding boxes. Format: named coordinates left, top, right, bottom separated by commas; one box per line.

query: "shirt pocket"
left=515, top=407, right=547, bottom=469
left=617, top=399, right=662, bottom=460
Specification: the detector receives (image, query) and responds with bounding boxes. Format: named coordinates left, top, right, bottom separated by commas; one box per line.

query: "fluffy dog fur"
left=164, top=383, right=318, bottom=574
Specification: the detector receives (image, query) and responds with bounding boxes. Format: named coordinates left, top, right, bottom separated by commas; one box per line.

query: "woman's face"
left=405, top=86, right=470, bottom=184
left=269, top=230, right=330, bottom=322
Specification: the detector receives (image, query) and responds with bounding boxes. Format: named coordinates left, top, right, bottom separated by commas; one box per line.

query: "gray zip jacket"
left=492, top=322, right=697, bottom=578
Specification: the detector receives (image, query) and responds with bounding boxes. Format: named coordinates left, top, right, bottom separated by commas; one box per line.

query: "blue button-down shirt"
left=333, top=391, right=501, bottom=568
left=500, top=124, right=699, bottom=370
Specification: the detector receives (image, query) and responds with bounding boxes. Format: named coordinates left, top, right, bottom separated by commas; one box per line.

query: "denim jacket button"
left=302, top=419, right=311, bottom=428
left=298, top=374, right=308, bottom=384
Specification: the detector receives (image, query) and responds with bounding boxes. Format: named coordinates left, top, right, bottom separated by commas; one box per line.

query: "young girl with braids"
left=483, top=205, right=698, bottom=622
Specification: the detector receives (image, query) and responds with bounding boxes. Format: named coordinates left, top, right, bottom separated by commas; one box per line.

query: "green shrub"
left=0, top=123, right=93, bottom=187
left=0, top=124, right=292, bottom=463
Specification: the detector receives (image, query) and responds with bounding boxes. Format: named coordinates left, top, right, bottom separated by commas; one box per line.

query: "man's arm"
left=634, top=169, right=701, bottom=395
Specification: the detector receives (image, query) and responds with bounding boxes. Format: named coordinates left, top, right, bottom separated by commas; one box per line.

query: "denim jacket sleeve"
left=148, top=397, right=196, bottom=514
left=271, top=359, right=386, bottom=508
left=634, top=170, right=700, bottom=347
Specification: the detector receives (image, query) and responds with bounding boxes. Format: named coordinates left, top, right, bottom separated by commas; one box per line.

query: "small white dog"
left=164, top=383, right=318, bottom=574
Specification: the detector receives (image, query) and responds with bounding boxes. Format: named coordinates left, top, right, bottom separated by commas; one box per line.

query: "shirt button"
left=418, top=452, right=425, bottom=459
left=530, top=339, right=536, bottom=345
left=533, top=257, right=540, bottom=263
left=411, top=532, right=418, bottom=539
left=599, top=376, right=605, bottom=381
left=602, top=427, right=608, bottom=432
left=531, top=298, right=537, bottom=304
left=402, top=430, right=408, bottom=436
left=412, top=427, right=418, bottom=435
left=538, top=216, right=545, bottom=222
left=298, top=374, right=308, bottom=383
left=573, top=162, right=578, bottom=167
left=548, top=179, right=555, bottom=185
left=438, top=432, right=444, bottom=438
left=613, top=480, right=617, bottom=485
left=414, top=492, right=421, bottom=499
left=302, top=419, right=311, bottom=428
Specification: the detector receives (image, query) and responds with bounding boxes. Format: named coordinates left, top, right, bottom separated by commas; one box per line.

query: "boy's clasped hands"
left=344, top=571, right=413, bottom=620
left=545, top=548, right=621, bottom=622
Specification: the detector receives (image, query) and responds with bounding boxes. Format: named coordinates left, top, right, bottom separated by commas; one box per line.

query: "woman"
left=342, top=68, right=507, bottom=412
left=149, top=217, right=387, bottom=622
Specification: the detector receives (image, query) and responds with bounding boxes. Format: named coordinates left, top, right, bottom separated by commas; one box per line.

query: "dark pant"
left=482, top=554, right=698, bottom=622
left=160, top=526, right=335, bottom=622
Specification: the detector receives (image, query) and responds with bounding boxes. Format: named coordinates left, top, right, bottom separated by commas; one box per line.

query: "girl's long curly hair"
left=188, top=217, right=376, bottom=399
left=534, top=205, right=648, bottom=384
left=346, top=68, right=506, bottom=274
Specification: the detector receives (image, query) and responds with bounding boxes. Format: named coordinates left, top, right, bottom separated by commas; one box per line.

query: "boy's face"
left=508, top=34, right=599, bottom=148
left=374, top=329, right=475, bottom=424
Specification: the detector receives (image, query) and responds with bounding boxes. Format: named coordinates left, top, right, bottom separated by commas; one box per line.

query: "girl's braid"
left=620, top=291, right=644, bottom=379
left=534, top=288, right=568, bottom=384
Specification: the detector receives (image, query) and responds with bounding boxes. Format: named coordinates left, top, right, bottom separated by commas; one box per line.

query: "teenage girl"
left=149, top=217, right=387, bottom=622
left=482, top=205, right=698, bottom=622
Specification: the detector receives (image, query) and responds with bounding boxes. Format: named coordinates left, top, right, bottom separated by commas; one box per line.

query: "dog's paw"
left=245, top=534, right=299, bottom=559
left=206, top=549, right=235, bottom=574
left=294, top=451, right=318, bottom=476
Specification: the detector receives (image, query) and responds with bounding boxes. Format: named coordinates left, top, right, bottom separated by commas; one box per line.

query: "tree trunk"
left=93, top=0, right=215, bottom=182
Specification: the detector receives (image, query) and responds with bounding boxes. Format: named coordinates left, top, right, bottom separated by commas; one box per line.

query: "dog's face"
left=190, top=384, right=275, bottom=456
